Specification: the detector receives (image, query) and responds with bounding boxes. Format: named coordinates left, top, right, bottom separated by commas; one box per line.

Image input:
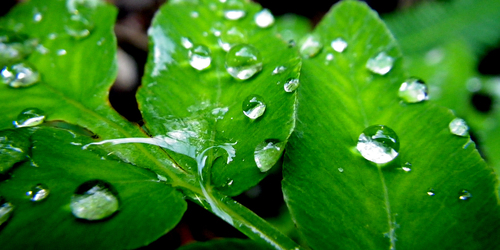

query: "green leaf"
left=178, top=239, right=273, bottom=250
left=283, top=1, right=500, bottom=249
left=275, top=14, right=313, bottom=44
left=0, top=127, right=186, bottom=249
left=138, top=0, right=301, bottom=196
left=384, top=0, right=500, bottom=55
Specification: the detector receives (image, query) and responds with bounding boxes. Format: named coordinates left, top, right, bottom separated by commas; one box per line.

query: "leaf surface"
left=178, top=238, right=273, bottom=250
left=283, top=1, right=500, bottom=249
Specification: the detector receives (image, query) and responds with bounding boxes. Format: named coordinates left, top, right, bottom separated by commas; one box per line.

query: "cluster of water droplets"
left=225, top=44, right=263, bottom=80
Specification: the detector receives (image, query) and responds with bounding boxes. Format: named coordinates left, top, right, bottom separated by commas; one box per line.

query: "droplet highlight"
left=272, top=66, right=286, bottom=75
left=70, top=180, right=120, bottom=220
left=284, top=78, right=299, bottom=92
left=242, top=95, right=266, bottom=119
left=356, top=125, right=399, bottom=164
left=14, top=108, right=46, bottom=128
left=26, top=183, right=50, bottom=202
left=65, top=14, right=93, bottom=39
left=398, top=78, right=428, bottom=103
left=299, top=34, right=323, bottom=58
left=225, top=44, right=263, bottom=80
left=458, top=189, right=472, bottom=200
left=254, top=9, right=274, bottom=28
left=331, top=38, right=347, bottom=53
left=366, top=52, right=394, bottom=75
left=189, top=44, right=211, bottom=71
left=449, top=118, right=469, bottom=137
left=1, top=62, right=40, bottom=88
left=0, top=197, right=14, bottom=226
left=402, top=162, right=412, bottom=172
left=254, top=139, right=285, bottom=172
left=427, top=189, right=435, bottom=196
left=223, top=0, right=246, bottom=20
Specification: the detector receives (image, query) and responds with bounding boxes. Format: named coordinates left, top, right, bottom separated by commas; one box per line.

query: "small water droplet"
left=0, top=129, right=31, bottom=173
left=70, top=180, right=120, bottom=220
left=13, top=108, right=46, bottom=128
left=449, top=118, right=469, bottom=137
left=190, top=11, right=199, bottom=18
left=331, top=38, right=347, bottom=53
left=284, top=78, right=299, bottom=92
left=1, top=62, right=40, bottom=88
left=218, top=26, right=246, bottom=51
left=398, top=78, right=428, bottom=103
left=427, top=189, right=435, bottom=196
left=225, top=44, right=263, bottom=80
left=366, top=52, right=394, bottom=75
left=254, top=9, right=274, bottom=28
left=356, top=125, right=399, bottom=164
left=254, top=139, right=285, bottom=172
left=228, top=179, right=234, bottom=186
left=26, top=183, right=50, bottom=202
left=299, top=34, right=323, bottom=58
left=33, top=12, right=43, bottom=23
left=338, top=167, right=344, bottom=173
left=0, top=196, right=14, bottom=226
left=325, top=53, right=334, bottom=62
left=189, top=44, right=211, bottom=71
left=458, top=189, right=472, bottom=200
left=48, top=33, right=57, bottom=40
left=157, top=174, right=168, bottom=182
left=272, top=66, right=286, bottom=75
left=402, top=162, right=412, bottom=172
left=242, top=95, right=266, bottom=119
left=57, top=49, right=67, bottom=56
left=65, top=14, right=93, bottom=39
left=223, top=0, right=246, bottom=20
left=180, top=37, right=193, bottom=49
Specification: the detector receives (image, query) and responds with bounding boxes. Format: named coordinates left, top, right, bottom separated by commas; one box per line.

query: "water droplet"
left=218, top=26, right=246, bottom=51
left=228, top=179, right=234, bottom=186
left=33, top=12, right=43, bottom=23
left=254, top=139, right=285, bottom=172
left=338, top=167, right=344, bottom=173
left=449, top=118, right=469, bottom=137
left=325, top=53, right=334, bottom=62
left=401, top=162, right=412, bottom=172
left=190, top=11, right=199, bottom=18
left=13, top=108, right=46, bottom=128
left=288, top=40, right=296, bottom=48
left=0, top=30, right=38, bottom=65
left=398, top=78, right=428, bottom=103
left=299, top=34, right=322, bottom=58
left=189, top=44, right=211, bottom=71
left=70, top=180, right=120, bottom=220
left=427, top=189, right=435, bottom=196
left=65, top=14, right=93, bottom=39
left=356, top=125, right=399, bottom=164
left=0, top=129, right=31, bottom=173
left=284, top=78, right=300, bottom=92
left=331, top=38, right=347, bottom=52
left=272, top=66, right=286, bottom=75
left=57, top=49, right=67, bottom=56
left=458, top=189, right=472, bottom=200
left=180, top=37, right=193, bottom=49
left=225, top=44, right=263, bottom=80
left=0, top=196, right=14, bottom=226
left=223, top=0, right=246, bottom=20
left=366, top=52, right=394, bottom=75
left=242, top=95, right=266, bottom=119
left=254, top=9, right=274, bottom=28
left=1, top=62, right=40, bottom=88
left=48, top=33, right=57, bottom=40
left=26, top=183, right=50, bottom=202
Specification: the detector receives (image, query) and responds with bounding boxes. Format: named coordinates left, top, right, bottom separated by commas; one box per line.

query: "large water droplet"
left=458, top=189, right=472, bottom=200
left=0, top=129, right=31, bottom=174
left=65, top=14, right=93, bottom=39
left=218, top=26, right=246, bottom=51
left=356, top=125, right=399, bottom=164
left=284, top=78, right=299, bottom=92
left=427, top=188, right=435, bottom=196
left=331, top=38, right=347, bottom=53
left=14, top=108, right=46, bottom=128
left=299, top=34, right=322, bottom=58
left=26, top=183, right=50, bottom=202
left=242, top=95, right=266, bottom=119
left=70, top=180, right=120, bottom=220
left=0, top=30, right=38, bottom=66
left=272, top=65, right=286, bottom=75
left=398, top=78, right=428, bottom=103
left=0, top=197, right=14, bottom=226
left=223, top=0, right=246, bottom=20
left=366, top=52, right=394, bottom=75
left=189, top=44, right=211, bottom=71
left=254, top=139, right=285, bottom=172
left=225, top=44, right=263, bottom=80
left=1, top=62, right=40, bottom=88
left=449, top=118, right=469, bottom=137
left=254, top=9, right=274, bottom=28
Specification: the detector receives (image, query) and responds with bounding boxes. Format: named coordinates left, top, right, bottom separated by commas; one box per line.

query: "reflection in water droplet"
left=331, top=38, right=347, bottom=53
left=0, top=197, right=14, bottom=226
left=254, top=139, right=285, bottom=172
left=225, top=44, right=263, bottom=80
left=338, top=167, right=344, bottom=173
left=26, top=183, right=50, bottom=202
left=366, top=52, right=394, bottom=75
left=0, top=129, right=31, bottom=173
left=181, top=37, right=193, bottom=49
left=398, top=78, right=428, bottom=103
left=218, top=26, right=246, bottom=51
left=299, top=34, right=322, bottom=58
left=284, top=78, right=299, bottom=92
left=14, top=108, right=46, bottom=128
left=65, top=14, right=93, bottom=39
left=33, top=13, right=43, bottom=22
left=1, top=62, right=40, bottom=88
left=242, top=95, right=266, bottom=119
left=189, top=44, right=211, bottom=71
left=223, top=0, right=246, bottom=20
left=57, top=49, right=67, bottom=56
left=70, top=180, right=119, bottom=220
left=427, top=189, right=435, bottom=196
left=272, top=66, right=286, bottom=75
left=449, top=118, right=469, bottom=137
left=254, top=9, right=274, bottom=28
left=458, top=189, right=472, bottom=200
left=325, top=53, right=334, bottom=62
left=356, top=125, right=399, bottom=164
left=402, top=162, right=412, bottom=172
